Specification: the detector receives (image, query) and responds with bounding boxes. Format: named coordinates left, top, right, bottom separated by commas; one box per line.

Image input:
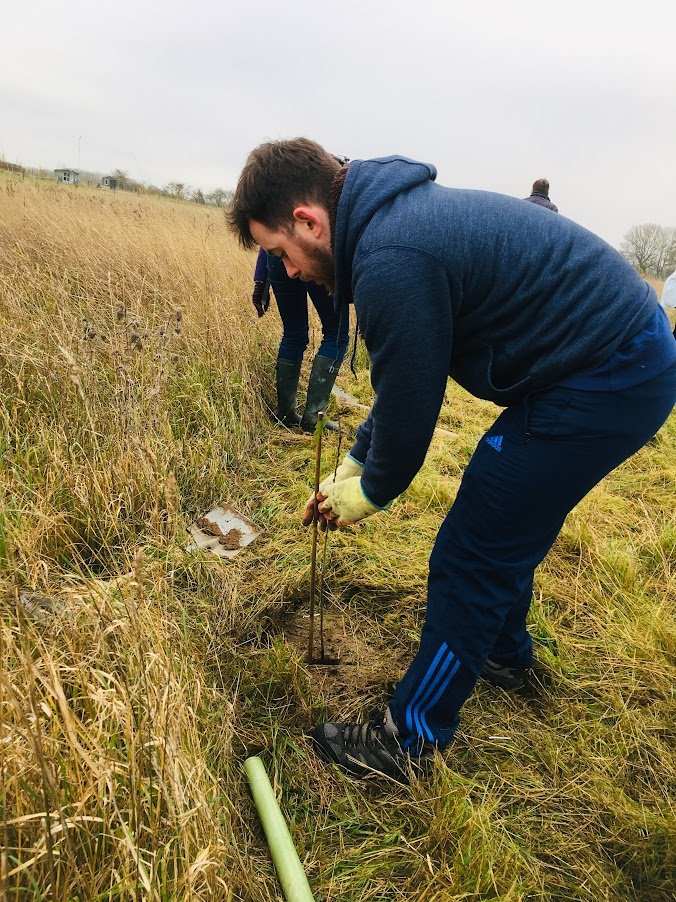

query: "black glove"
left=252, top=279, right=271, bottom=317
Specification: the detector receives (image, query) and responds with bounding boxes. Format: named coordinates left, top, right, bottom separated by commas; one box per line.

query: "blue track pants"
left=389, top=364, right=676, bottom=750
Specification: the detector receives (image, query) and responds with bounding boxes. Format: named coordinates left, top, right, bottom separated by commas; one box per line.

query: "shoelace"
left=342, top=719, right=389, bottom=749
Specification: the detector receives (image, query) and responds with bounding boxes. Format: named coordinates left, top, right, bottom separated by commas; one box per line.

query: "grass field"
left=0, top=176, right=674, bottom=900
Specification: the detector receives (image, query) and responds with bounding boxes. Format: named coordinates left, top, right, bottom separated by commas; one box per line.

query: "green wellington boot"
left=301, top=354, right=341, bottom=432
left=275, top=358, right=302, bottom=427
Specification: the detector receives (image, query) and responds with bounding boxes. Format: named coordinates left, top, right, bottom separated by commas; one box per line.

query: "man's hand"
left=318, top=476, right=380, bottom=527
left=318, top=454, right=364, bottom=494
left=302, top=455, right=365, bottom=530
left=252, top=279, right=271, bottom=317
left=301, top=491, right=337, bottom=531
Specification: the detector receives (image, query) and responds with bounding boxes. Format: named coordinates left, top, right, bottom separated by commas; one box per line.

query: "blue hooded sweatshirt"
left=333, top=157, right=660, bottom=508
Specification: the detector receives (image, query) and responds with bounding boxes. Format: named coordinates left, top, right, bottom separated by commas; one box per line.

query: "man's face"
left=250, top=207, right=335, bottom=293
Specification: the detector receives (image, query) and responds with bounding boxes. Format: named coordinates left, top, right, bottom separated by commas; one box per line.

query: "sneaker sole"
left=480, top=670, right=527, bottom=691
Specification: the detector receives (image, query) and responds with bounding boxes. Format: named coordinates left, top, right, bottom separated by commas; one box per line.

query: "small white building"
left=55, top=168, right=79, bottom=184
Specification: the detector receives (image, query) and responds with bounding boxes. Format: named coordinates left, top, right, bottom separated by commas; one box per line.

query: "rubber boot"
left=301, top=354, right=341, bottom=432
left=275, top=358, right=302, bottom=427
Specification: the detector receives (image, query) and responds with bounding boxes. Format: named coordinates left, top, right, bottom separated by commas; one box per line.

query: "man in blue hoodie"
left=229, top=139, right=676, bottom=784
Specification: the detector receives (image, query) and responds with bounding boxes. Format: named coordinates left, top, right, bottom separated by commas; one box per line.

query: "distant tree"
left=206, top=187, right=232, bottom=208
left=665, top=228, right=676, bottom=274
left=69, top=167, right=110, bottom=186
left=0, top=160, right=24, bottom=174
left=620, top=223, right=674, bottom=277
left=113, top=169, right=131, bottom=190
left=166, top=181, right=187, bottom=199
left=192, top=188, right=206, bottom=204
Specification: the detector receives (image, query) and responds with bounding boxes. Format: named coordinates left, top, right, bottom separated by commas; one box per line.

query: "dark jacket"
left=524, top=192, right=558, bottom=212
left=253, top=247, right=269, bottom=281
left=334, top=157, right=657, bottom=507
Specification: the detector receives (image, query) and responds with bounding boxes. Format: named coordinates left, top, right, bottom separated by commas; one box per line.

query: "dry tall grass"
left=0, top=178, right=277, bottom=898
left=1, top=175, right=674, bottom=900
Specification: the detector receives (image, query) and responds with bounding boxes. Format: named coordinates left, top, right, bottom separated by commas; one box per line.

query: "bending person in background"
left=252, top=247, right=349, bottom=431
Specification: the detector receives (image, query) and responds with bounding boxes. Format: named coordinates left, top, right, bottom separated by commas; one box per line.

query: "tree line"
left=620, top=224, right=676, bottom=278
left=1, top=159, right=233, bottom=209
left=111, top=170, right=232, bottom=207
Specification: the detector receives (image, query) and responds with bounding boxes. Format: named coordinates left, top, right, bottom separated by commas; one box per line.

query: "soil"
left=196, top=516, right=223, bottom=537
left=218, top=528, right=243, bottom=549
left=195, top=517, right=243, bottom=550
left=281, top=607, right=403, bottom=704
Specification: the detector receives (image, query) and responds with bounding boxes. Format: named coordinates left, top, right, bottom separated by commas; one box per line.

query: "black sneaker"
left=311, top=712, right=433, bottom=784
left=481, top=658, right=527, bottom=691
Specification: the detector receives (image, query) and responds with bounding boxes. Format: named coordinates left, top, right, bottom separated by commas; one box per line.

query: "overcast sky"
left=1, top=0, right=674, bottom=248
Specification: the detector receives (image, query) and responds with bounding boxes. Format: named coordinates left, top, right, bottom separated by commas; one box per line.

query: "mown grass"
left=0, top=177, right=674, bottom=900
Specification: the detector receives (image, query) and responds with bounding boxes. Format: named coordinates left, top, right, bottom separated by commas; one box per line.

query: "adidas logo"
left=485, top=434, right=503, bottom=452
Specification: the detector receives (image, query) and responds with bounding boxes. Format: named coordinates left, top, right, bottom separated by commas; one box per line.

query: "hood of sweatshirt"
left=333, top=156, right=436, bottom=309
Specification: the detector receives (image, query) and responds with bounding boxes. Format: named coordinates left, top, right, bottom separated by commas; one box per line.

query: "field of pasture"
left=0, top=175, right=674, bottom=900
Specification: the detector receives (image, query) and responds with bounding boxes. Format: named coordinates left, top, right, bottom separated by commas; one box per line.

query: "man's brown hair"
left=228, top=138, right=340, bottom=248
left=532, top=178, right=550, bottom=196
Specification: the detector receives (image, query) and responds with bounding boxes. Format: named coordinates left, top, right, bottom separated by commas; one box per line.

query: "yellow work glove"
left=318, top=454, right=364, bottom=494
left=302, top=454, right=364, bottom=527
left=319, top=476, right=381, bottom=527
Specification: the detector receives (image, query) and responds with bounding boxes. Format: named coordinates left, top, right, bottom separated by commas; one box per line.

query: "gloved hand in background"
left=302, top=454, right=364, bottom=528
left=252, top=278, right=271, bottom=317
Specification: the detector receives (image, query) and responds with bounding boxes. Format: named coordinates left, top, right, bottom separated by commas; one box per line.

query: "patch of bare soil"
left=282, top=608, right=404, bottom=707
left=195, top=518, right=244, bottom=549
left=218, top=528, right=243, bottom=549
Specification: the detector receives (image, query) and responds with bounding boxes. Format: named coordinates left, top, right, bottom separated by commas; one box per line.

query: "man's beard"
left=297, top=235, right=335, bottom=294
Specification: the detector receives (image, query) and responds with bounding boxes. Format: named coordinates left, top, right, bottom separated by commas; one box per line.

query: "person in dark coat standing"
left=251, top=248, right=348, bottom=431
left=524, top=178, right=558, bottom=212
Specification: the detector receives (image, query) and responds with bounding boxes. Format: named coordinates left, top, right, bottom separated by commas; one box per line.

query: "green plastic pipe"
left=244, top=756, right=315, bottom=902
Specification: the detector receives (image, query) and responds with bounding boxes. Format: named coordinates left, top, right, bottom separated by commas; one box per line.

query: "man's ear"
left=292, top=204, right=327, bottom=237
